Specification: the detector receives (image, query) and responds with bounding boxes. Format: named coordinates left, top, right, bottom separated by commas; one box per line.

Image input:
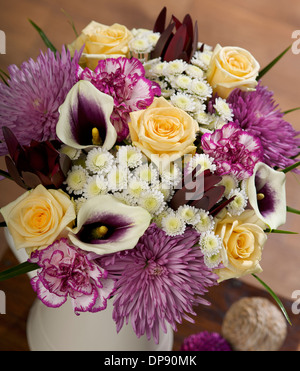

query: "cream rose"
left=214, top=210, right=267, bottom=281
left=128, top=97, right=199, bottom=168
left=206, top=44, right=260, bottom=98
left=68, top=21, right=133, bottom=70
left=1, top=185, right=76, bottom=254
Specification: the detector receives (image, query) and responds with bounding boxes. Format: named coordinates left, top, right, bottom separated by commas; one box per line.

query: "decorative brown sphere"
left=222, top=297, right=287, bottom=351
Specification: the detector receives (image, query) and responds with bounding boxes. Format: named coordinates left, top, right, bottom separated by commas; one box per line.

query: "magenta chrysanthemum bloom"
left=29, top=239, right=115, bottom=314
left=98, top=224, right=219, bottom=344
left=0, top=47, right=81, bottom=156
left=180, top=331, right=232, bottom=351
left=227, top=83, right=300, bottom=170
left=201, top=122, right=263, bottom=180
left=78, top=57, right=161, bottom=141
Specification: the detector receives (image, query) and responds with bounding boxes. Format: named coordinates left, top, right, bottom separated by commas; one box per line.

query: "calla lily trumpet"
left=245, top=162, right=287, bottom=230
left=56, top=80, right=117, bottom=150
left=68, top=194, right=152, bottom=255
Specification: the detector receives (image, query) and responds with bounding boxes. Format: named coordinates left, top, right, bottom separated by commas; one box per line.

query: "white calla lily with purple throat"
left=68, top=194, right=152, bottom=255
left=56, top=80, right=117, bottom=150
left=245, top=162, right=286, bottom=230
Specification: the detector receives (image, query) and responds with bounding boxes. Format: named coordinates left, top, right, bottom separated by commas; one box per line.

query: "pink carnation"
left=78, top=57, right=160, bottom=141
left=29, top=239, right=115, bottom=314
left=201, top=122, right=263, bottom=180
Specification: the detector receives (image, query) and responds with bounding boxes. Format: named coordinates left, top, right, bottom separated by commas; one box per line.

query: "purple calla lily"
left=56, top=80, right=117, bottom=150
left=245, top=162, right=286, bottom=229
left=68, top=194, right=152, bottom=256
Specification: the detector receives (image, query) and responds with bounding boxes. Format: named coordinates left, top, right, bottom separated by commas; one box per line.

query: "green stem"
left=287, top=206, right=300, bottom=215
left=0, top=169, right=12, bottom=180
left=0, top=261, right=39, bottom=282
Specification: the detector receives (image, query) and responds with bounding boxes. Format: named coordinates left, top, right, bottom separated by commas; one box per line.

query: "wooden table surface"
left=0, top=247, right=299, bottom=351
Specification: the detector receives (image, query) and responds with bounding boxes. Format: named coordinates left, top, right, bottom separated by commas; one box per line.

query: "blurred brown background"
left=0, top=0, right=299, bottom=300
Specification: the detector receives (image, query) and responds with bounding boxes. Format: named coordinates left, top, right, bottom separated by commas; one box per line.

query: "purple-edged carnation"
left=0, top=47, right=81, bottom=156
left=227, top=82, right=300, bottom=170
left=78, top=57, right=161, bottom=141
left=181, top=331, right=232, bottom=351
left=29, top=238, right=115, bottom=314
left=201, top=122, right=263, bottom=180
left=98, top=224, right=219, bottom=344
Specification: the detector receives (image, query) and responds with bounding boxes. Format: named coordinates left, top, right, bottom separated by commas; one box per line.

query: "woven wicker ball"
left=222, top=297, right=287, bottom=351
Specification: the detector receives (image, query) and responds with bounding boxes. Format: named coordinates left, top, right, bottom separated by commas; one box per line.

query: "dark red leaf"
left=171, top=15, right=182, bottom=30
left=5, top=156, right=27, bottom=189
left=2, top=127, right=22, bottom=162
left=151, top=22, right=175, bottom=59
left=191, top=196, right=210, bottom=210
left=209, top=196, right=235, bottom=217
left=205, top=185, right=225, bottom=210
left=153, top=7, right=167, bottom=33
left=190, top=20, right=199, bottom=60
left=164, top=24, right=187, bottom=61
left=21, top=171, right=42, bottom=189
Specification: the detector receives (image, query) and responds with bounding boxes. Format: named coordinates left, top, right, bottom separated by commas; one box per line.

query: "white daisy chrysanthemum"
left=86, top=147, right=115, bottom=174
left=83, top=175, right=108, bottom=199
left=60, top=144, right=81, bottom=160
left=187, top=153, right=217, bottom=174
left=161, top=212, right=186, bottom=236
left=117, top=145, right=143, bottom=169
left=65, top=165, right=88, bottom=195
left=154, top=183, right=174, bottom=202
left=204, top=252, right=222, bottom=269
left=227, top=188, right=248, bottom=216
left=149, top=61, right=166, bottom=77
left=164, top=59, right=187, bottom=75
left=160, top=161, right=182, bottom=185
left=74, top=196, right=87, bottom=213
left=193, top=111, right=211, bottom=126
left=138, top=189, right=165, bottom=216
left=219, top=175, right=239, bottom=198
left=129, top=38, right=152, bottom=54
left=199, top=231, right=223, bottom=257
left=143, top=58, right=162, bottom=77
left=185, top=64, right=204, bottom=79
left=153, top=208, right=170, bottom=229
left=213, top=97, right=234, bottom=121
left=177, top=205, right=200, bottom=225
left=170, top=93, right=196, bottom=112
left=173, top=74, right=192, bottom=90
left=191, top=50, right=213, bottom=70
left=112, top=191, right=135, bottom=206
left=189, top=79, right=212, bottom=99
left=146, top=32, right=160, bottom=47
left=134, top=163, right=159, bottom=185
left=106, top=166, right=128, bottom=191
left=194, top=209, right=215, bottom=233
left=127, top=177, right=149, bottom=199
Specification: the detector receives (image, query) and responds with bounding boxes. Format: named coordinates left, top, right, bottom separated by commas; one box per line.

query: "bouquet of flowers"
left=0, top=7, right=299, bottom=343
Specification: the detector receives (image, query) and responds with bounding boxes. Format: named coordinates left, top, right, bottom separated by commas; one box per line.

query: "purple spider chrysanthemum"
left=0, top=47, right=81, bottom=156
left=227, top=82, right=300, bottom=170
left=98, top=224, right=219, bottom=344
left=201, top=122, right=263, bottom=180
left=78, top=57, right=161, bottom=141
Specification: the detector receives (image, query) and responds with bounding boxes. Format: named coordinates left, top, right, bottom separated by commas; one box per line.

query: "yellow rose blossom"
left=206, top=44, right=260, bottom=98
left=214, top=210, right=267, bottom=281
left=68, top=21, right=133, bottom=70
left=128, top=97, right=199, bottom=168
left=0, top=185, right=76, bottom=254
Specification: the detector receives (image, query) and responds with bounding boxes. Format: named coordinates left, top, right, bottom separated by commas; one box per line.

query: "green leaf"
left=265, top=228, right=298, bottom=234
left=281, top=161, right=300, bottom=173
left=283, top=107, right=300, bottom=115
left=252, top=274, right=292, bottom=325
left=0, top=261, right=39, bottom=282
left=257, top=45, right=291, bottom=80
left=61, top=8, right=79, bottom=37
left=0, top=71, right=9, bottom=86
left=28, top=19, right=57, bottom=52
left=287, top=206, right=300, bottom=215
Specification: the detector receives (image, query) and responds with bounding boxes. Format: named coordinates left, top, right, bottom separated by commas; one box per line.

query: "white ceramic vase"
left=5, top=229, right=174, bottom=351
